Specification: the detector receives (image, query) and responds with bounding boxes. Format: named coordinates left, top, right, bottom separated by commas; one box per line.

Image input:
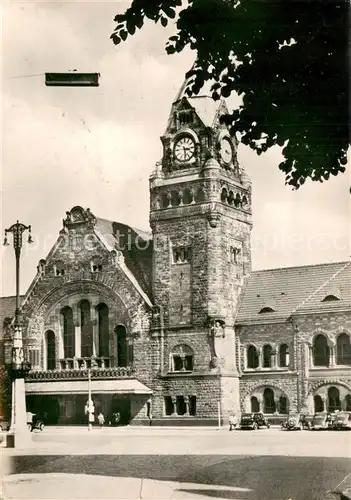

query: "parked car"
left=0, top=416, right=10, bottom=432
left=240, top=412, right=271, bottom=430
left=283, top=413, right=310, bottom=431
left=331, top=412, right=351, bottom=430
left=310, top=412, right=333, bottom=430
left=26, top=412, right=44, bottom=432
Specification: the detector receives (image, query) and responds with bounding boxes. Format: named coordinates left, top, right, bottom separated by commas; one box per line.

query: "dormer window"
left=259, top=306, right=276, bottom=313
left=322, top=294, right=340, bottom=302
left=172, top=246, right=191, bottom=264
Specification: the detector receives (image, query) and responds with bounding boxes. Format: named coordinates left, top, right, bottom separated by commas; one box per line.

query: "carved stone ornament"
left=206, top=204, right=220, bottom=228
left=208, top=319, right=225, bottom=338
left=63, top=206, right=96, bottom=229
left=210, top=356, right=219, bottom=370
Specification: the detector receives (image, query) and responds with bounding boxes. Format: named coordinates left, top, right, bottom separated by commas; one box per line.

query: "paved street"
left=1, top=427, right=350, bottom=500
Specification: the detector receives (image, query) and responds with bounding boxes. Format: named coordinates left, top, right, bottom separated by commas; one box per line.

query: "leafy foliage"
left=111, top=0, right=349, bottom=188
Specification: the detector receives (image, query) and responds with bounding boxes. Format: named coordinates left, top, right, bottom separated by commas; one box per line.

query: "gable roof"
left=236, top=261, right=351, bottom=324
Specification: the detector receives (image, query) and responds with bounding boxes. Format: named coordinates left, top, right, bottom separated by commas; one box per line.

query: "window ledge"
left=243, top=368, right=291, bottom=374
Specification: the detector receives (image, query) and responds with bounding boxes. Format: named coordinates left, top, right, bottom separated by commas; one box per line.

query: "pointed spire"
left=173, top=61, right=197, bottom=103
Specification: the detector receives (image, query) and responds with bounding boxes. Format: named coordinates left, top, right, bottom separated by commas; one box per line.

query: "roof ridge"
left=251, top=260, right=350, bottom=274
left=291, top=261, right=351, bottom=314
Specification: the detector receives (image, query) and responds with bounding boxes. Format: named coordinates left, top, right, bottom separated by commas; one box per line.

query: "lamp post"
left=3, top=221, right=33, bottom=445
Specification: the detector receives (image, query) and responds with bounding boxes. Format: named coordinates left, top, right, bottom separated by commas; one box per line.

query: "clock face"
left=220, top=137, right=233, bottom=164
left=174, top=136, right=195, bottom=162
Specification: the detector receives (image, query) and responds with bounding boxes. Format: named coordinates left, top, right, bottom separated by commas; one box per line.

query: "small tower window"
left=230, top=246, right=241, bottom=264
left=178, top=110, right=193, bottom=126
left=172, top=246, right=191, bottom=264
left=91, top=260, right=103, bottom=272
left=54, top=265, right=65, bottom=276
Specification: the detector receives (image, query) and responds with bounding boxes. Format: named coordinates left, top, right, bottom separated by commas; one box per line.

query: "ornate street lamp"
left=3, top=221, right=33, bottom=443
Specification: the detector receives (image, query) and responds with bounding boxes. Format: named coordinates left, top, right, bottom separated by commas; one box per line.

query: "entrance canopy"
left=25, top=379, right=152, bottom=395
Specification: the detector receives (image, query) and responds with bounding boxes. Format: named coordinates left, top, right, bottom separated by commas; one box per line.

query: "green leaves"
left=111, top=0, right=350, bottom=189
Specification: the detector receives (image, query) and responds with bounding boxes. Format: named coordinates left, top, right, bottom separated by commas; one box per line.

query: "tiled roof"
left=236, top=261, right=351, bottom=323
left=95, top=217, right=153, bottom=299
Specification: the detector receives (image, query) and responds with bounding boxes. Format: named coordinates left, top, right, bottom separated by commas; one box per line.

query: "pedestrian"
left=97, top=412, right=105, bottom=428
left=229, top=413, right=238, bottom=431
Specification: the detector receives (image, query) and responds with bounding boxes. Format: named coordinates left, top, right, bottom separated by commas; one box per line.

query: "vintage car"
left=26, top=412, right=44, bottom=432
left=240, top=412, right=271, bottom=430
left=331, top=412, right=351, bottom=430
left=282, top=413, right=310, bottom=431
left=310, top=412, right=333, bottom=430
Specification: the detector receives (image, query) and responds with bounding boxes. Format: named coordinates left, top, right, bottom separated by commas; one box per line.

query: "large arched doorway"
left=250, top=396, right=260, bottom=413
left=263, top=388, right=275, bottom=414
left=314, top=395, right=324, bottom=413
left=328, top=387, right=341, bottom=412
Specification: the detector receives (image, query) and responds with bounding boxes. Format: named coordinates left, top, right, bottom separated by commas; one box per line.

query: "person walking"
left=229, top=413, right=238, bottom=431
left=97, top=412, right=105, bottom=428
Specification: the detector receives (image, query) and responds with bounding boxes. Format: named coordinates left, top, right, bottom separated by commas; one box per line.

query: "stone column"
left=330, top=343, right=336, bottom=368
left=58, top=316, right=64, bottom=361
left=256, top=394, right=263, bottom=413
left=74, top=305, right=81, bottom=358
left=320, top=393, right=327, bottom=412
left=308, top=343, right=313, bottom=368
left=274, top=397, right=280, bottom=415
left=92, top=307, right=99, bottom=357
left=258, top=347, right=263, bottom=369
left=171, top=396, right=177, bottom=416
left=184, top=399, right=189, bottom=416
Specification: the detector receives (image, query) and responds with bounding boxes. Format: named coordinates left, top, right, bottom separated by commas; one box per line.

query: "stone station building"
left=1, top=84, right=350, bottom=425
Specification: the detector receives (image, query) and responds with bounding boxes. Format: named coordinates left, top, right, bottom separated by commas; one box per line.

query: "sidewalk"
left=1, top=473, right=251, bottom=500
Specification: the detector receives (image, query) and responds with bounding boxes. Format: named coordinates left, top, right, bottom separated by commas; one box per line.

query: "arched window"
left=46, top=330, right=56, bottom=370
left=345, top=395, right=351, bottom=411
left=247, top=345, right=259, bottom=369
left=183, top=188, right=193, bottom=205
left=115, top=324, right=127, bottom=367
left=221, top=188, right=228, bottom=203
left=61, top=306, right=75, bottom=358
left=313, top=334, right=330, bottom=367
left=97, top=303, right=109, bottom=358
left=263, top=344, right=273, bottom=368
left=170, top=344, right=194, bottom=372
left=336, top=333, right=351, bottom=365
left=314, top=395, right=324, bottom=413
left=195, top=188, right=205, bottom=203
left=171, top=191, right=181, bottom=207
left=263, top=388, right=275, bottom=414
left=251, top=396, right=260, bottom=413
left=279, top=344, right=289, bottom=368
left=161, top=192, right=170, bottom=209
left=279, top=396, right=288, bottom=414
left=328, top=386, right=341, bottom=412
left=80, top=300, right=93, bottom=358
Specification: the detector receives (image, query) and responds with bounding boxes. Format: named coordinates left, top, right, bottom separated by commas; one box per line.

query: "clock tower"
left=149, top=81, right=252, bottom=419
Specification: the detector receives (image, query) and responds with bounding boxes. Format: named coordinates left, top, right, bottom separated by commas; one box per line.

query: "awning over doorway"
left=25, top=379, right=152, bottom=395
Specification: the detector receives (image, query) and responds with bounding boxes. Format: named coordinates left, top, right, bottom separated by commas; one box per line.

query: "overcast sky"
left=1, top=1, right=350, bottom=297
